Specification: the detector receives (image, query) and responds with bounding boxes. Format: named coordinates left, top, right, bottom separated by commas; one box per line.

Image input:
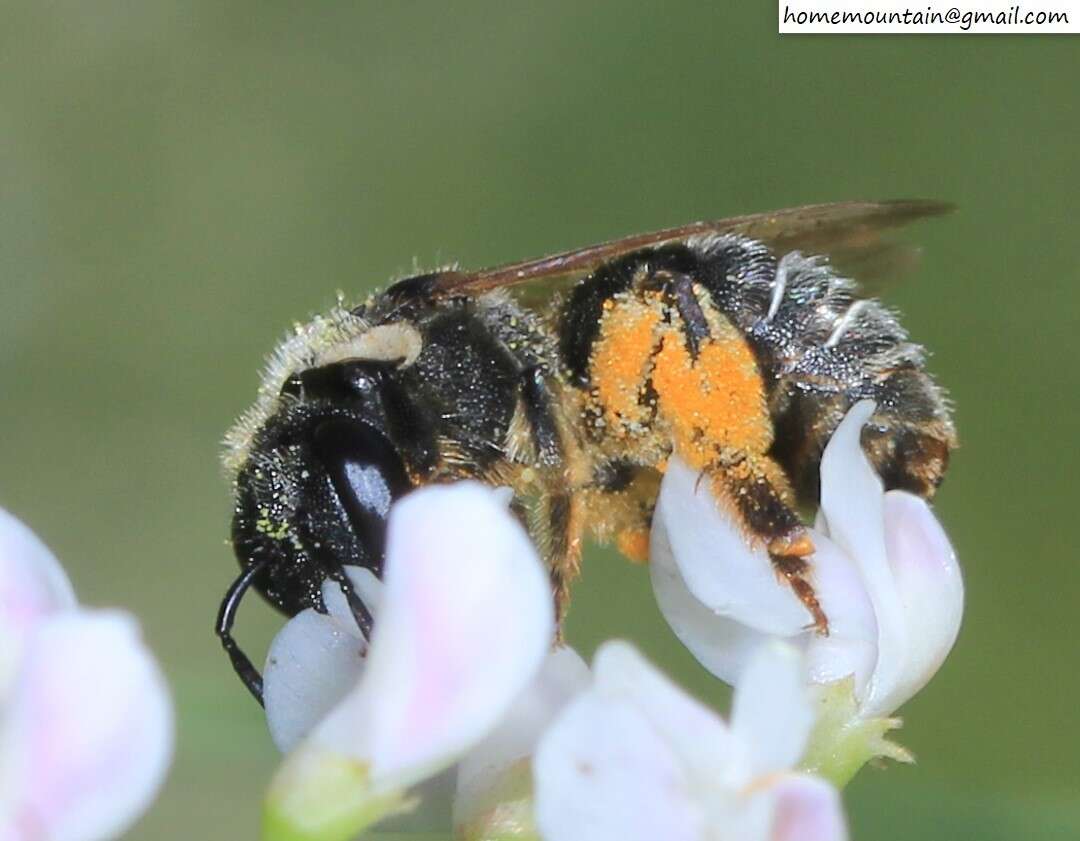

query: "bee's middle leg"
left=710, top=454, right=828, bottom=635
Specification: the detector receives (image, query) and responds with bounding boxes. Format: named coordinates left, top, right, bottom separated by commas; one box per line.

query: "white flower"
left=263, top=481, right=556, bottom=839
left=0, top=508, right=173, bottom=841
left=650, top=401, right=963, bottom=777
left=263, top=482, right=853, bottom=841
left=453, top=646, right=590, bottom=840
left=532, top=641, right=847, bottom=841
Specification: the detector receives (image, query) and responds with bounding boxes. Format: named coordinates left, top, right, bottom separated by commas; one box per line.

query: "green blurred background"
left=2, top=3, right=1078, bottom=839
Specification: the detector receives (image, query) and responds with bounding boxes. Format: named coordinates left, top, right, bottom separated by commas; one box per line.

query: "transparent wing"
left=404, top=199, right=952, bottom=301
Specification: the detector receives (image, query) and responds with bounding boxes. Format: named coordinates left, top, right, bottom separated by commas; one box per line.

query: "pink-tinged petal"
left=312, top=481, right=555, bottom=786
left=730, top=643, right=814, bottom=780
left=818, top=401, right=907, bottom=712
left=862, top=491, right=963, bottom=717
left=1, top=610, right=173, bottom=841
left=651, top=458, right=809, bottom=636
left=0, top=508, right=76, bottom=692
left=535, top=644, right=847, bottom=841
left=533, top=683, right=705, bottom=841
left=454, top=646, right=589, bottom=833
left=768, top=774, right=848, bottom=841
left=0, top=509, right=75, bottom=617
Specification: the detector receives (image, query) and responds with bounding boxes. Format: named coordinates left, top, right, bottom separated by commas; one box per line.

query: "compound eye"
left=311, top=418, right=412, bottom=569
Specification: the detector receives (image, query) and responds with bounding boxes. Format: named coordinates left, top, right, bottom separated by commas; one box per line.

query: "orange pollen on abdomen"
left=651, top=330, right=772, bottom=466
left=590, top=302, right=662, bottom=427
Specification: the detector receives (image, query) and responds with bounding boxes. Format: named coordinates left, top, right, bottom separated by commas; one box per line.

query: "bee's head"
left=230, top=358, right=417, bottom=617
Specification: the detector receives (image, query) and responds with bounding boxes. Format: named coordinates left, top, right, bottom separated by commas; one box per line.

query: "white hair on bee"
left=222, top=304, right=423, bottom=477
left=223, top=304, right=366, bottom=476
left=317, top=322, right=423, bottom=368
left=766, top=251, right=795, bottom=322
left=683, top=233, right=926, bottom=378
left=824, top=300, right=869, bottom=348
left=683, top=232, right=728, bottom=256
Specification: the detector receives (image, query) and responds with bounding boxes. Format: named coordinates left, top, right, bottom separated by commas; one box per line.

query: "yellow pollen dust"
left=590, top=301, right=661, bottom=429
left=616, top=528, right=651, bottom=564
left=651, top=330, right=772, bottom=468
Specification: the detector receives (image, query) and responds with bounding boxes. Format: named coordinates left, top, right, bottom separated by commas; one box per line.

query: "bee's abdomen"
left=690, top=235, right=956, bottom=504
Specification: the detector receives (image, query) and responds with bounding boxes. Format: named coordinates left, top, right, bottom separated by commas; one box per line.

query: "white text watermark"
left=779, top=1, right=1078, bottom=31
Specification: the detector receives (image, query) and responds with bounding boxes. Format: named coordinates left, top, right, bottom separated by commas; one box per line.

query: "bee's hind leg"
left=709, top=454, right=829, bottom=635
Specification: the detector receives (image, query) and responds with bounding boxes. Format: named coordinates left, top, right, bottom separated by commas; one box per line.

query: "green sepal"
left=798, top=678, right=914, bottom=788
left=262, top=746, right=415, bottom=841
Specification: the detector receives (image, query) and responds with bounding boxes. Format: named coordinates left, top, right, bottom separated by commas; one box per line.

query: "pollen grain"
left=651, top=329, right=772, bottom=468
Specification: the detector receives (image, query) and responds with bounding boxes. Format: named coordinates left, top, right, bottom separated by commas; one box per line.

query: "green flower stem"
left=263, top=746, right=413, bottom=841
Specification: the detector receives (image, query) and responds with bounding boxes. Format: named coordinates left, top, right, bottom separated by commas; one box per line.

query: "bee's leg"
left=582, top=461, right=662, bottom=565
left=507, top=366, right=586, bottom=626
left=324, top=564, right=374, bottom=639
left=659, top=271, right=711, bottom=359
left=503, top=485, right=582, bottom=632
left=710, top=454, right=828, bottom=634
left=546, top=490, right=584, bottom=628
left=216, top=560, right=268, bottom=706
left=516, top=366, right=564, bottom=467
left=632, top=271, right=828, bottom=631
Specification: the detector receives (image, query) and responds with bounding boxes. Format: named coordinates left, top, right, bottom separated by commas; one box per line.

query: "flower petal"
left=266, top=483, right=556, bottom=839
left=650, top=520, right=775, bottom=685
left=328, top=482, right=554, bottom=780
left=264, top=566, right=380, bottom=753
left=264, top=609, right=368, bottom=753
left=533, top=654, right=707, bottom=841
left=651, top=458, right=809, bottom=635
left=817, top=400, right=883, bottom=555
left=0, top=508, right=77, bottom=693
left=801, top=532, right=878, bottom=695
left=651, top=457, right=878, bottom=694
left=730, top=642, right=814, bottom=780
left=653, top=511, right=878, bottom=700
left=863, top=491, right=963, bottom=716
left=0, top=610, right=173, bottom=841
left=534, top=644, right=847, bottom=841
left=767, top=774, right=848, bottom=841
left=454, top=646, right=589, bottom=837
left=818, top=401, right=908, bottom=712
left=590, top=641, right=737, bottom=780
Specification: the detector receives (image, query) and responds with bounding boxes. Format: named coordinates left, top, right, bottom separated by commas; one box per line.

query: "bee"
left=217, top=200, right=956, bottom=704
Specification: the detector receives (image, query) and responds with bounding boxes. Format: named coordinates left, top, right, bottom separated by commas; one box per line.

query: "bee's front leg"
left=707, top=453, right=829, bottom=635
